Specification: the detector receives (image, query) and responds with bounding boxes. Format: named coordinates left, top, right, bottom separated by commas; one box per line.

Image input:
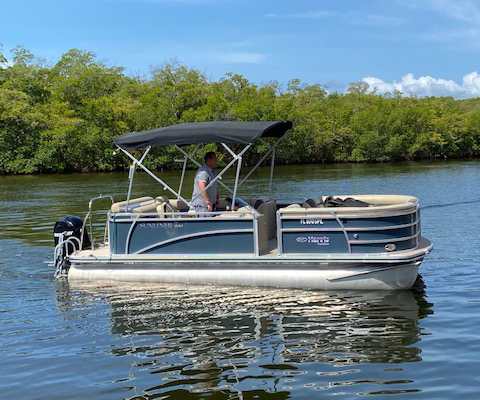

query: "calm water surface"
left=1, top=160, right=479, bottom=399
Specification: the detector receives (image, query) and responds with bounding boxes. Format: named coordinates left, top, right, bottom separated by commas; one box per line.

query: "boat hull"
left=68, top=260, right=421, bottom=291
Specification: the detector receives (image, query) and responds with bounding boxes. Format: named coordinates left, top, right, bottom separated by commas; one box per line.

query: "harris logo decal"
left=296, top=236, right=330, bottom=245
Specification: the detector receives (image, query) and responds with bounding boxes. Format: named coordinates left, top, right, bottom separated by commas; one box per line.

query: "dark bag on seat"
left=323, top=196, right=370, bottom=208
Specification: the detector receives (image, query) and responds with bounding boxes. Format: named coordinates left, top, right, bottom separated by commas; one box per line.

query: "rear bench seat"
left=169, top=199, right=189, bottom=211
left=110, top=197, right=154, bottom=213
left=111, top=196, right=176, bottom=214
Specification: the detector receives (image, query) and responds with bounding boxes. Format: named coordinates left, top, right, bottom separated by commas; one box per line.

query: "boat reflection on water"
left=55, top=278, right=433, bottom=397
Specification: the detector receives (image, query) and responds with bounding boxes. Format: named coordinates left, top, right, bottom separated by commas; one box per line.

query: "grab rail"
left=82, top=194, right=115, bottom=249
left=330, top=211, right=352, bottom=253
left=53, top=234, right=82, bottom=278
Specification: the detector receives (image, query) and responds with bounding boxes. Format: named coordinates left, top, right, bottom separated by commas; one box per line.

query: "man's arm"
left=198, top=180, right=213, bottom=211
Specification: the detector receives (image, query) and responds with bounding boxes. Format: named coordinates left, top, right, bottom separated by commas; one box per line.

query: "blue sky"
left=1, top=0, right=480, bottom=97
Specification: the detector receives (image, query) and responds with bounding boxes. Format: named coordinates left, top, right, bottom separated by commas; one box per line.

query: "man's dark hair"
left=204, top=152, right=216, bottom=163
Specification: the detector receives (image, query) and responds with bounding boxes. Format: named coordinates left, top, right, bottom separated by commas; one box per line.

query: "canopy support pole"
left=237, top=134, right=287, bottom=189
left=268, top=148, right=276, bottom=200
left=177, top=144, right=200, bottom=199
left=175, top=145, right=235, bottom=195
left=118, top=146, right=191, bottom=206
left=117, top=128, right=286, bottom=211
left=189, top=143, right=252, bottom=206
left=126, top=146, right=151, bottom=209
left=231, top=156, right=243, bottom=211
left=221, top=143, right=237, bottom=158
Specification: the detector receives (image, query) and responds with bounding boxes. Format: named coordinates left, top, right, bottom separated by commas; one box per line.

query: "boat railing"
left=276, top=202, right=421, bottom=256
left=108, top=207, right=264, bottom=256
left=109, top=209, right=261, bottom=219
left=82, top=194, right=115, bottom=250
left=53, top=234, right=83, bottom=278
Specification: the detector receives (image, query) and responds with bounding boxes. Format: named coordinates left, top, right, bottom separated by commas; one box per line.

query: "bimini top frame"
left=114, top=121, right=293, bottom=210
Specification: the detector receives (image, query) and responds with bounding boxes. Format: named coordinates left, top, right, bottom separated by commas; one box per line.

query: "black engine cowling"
left=54, top=216, right=90, bottom=253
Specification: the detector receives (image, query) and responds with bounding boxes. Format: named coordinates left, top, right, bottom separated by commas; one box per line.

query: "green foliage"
left=0, top=44, right=479, bottom=174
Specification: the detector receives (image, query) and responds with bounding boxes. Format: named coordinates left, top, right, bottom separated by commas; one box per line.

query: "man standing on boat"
left=191, top=152, right=218, bottom=213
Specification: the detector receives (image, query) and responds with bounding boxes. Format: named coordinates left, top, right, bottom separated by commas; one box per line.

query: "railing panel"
left=109, top=215, right=256, bottom=255
left=277, top=207, right=419, bottom=255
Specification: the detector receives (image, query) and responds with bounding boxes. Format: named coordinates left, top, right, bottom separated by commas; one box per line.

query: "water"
left=1, top=160, right=479, bottom=399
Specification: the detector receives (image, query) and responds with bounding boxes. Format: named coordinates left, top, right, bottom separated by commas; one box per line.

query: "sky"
left=1, top=0, right=480, bottom=98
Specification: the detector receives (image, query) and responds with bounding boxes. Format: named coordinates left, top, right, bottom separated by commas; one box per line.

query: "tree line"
left=1, top=45, right=479, bottom=174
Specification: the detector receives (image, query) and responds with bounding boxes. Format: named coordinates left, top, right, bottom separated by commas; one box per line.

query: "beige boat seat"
left=130, top=195, right=173, bottom=214
left=216, top=206, right=254, bottom=218
left=110, top=197, right=154, bottom=213
left=285, top=203, right=302, bottom=208
left=279, top=196, right=419, bottom=218
left=154, top=195, right=170, bottom=204
left=132, top=203, right=158, bottom=213
left=155, top=202, right=175, bottom=215
left=170, top=199, right=190, bottom=211
left=154, top=195, right=176, bottom=216
left=257, top=200, right=277, bottom=240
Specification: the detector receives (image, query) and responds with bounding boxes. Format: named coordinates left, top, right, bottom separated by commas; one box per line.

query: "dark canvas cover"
left=114, top=120, right=293, bottom=149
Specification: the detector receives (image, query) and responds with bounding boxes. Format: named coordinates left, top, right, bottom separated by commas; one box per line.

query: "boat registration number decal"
left=296, top=236, right=330, bottom=245
left=300, top=218, right=323, bottom=225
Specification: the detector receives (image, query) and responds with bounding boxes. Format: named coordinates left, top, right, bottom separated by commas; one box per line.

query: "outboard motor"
left=54, top=216, right=90, bottom=253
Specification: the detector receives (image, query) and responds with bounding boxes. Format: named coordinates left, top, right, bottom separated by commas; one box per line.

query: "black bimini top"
left=114, top=120, right=293, bottom=149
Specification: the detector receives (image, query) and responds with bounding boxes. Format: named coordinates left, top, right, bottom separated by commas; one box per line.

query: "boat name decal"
left=300, top=218, right=323, bottom=225
left=138, top=222, right=184, bottom=229
left=296, top=235, right=330, bottom=245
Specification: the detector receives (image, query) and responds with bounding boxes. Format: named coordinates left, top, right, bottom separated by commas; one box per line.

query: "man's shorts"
left=193, top=204, right=209, bottom=213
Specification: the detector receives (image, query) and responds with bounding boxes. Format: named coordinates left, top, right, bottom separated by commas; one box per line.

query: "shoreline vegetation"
left=1, top=46, right=479, bottom=175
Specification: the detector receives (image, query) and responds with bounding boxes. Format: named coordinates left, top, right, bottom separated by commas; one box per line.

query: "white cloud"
left=425, top=0, right=480, bottom=23
left=265, top=10, right=403, bottom=26
left=266, top=11, right=335, bottom=19
left=402, top=0, right=480, bottom=49
left=208, top=52, right=267, bottom=64
left=362, top=72, right=480, bottom=98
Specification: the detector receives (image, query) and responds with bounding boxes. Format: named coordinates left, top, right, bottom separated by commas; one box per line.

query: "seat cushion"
left=131, top=203, right=158, bottom=213
left=111, top=197, right=154, bottom=213
left=170, top=199, right=189, bottom=211
left=286, top=203, right=302, bottom=208
left=155, top=195, right=170, bottom=204
left=216, top=206, right=254, bottom=218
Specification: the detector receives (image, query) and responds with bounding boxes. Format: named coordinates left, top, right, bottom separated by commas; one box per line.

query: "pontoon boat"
left=52, top=121, right=433, bottom=290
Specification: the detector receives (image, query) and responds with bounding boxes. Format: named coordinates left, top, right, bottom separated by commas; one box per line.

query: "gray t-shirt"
left=191, top=165, right=217, bottom=207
